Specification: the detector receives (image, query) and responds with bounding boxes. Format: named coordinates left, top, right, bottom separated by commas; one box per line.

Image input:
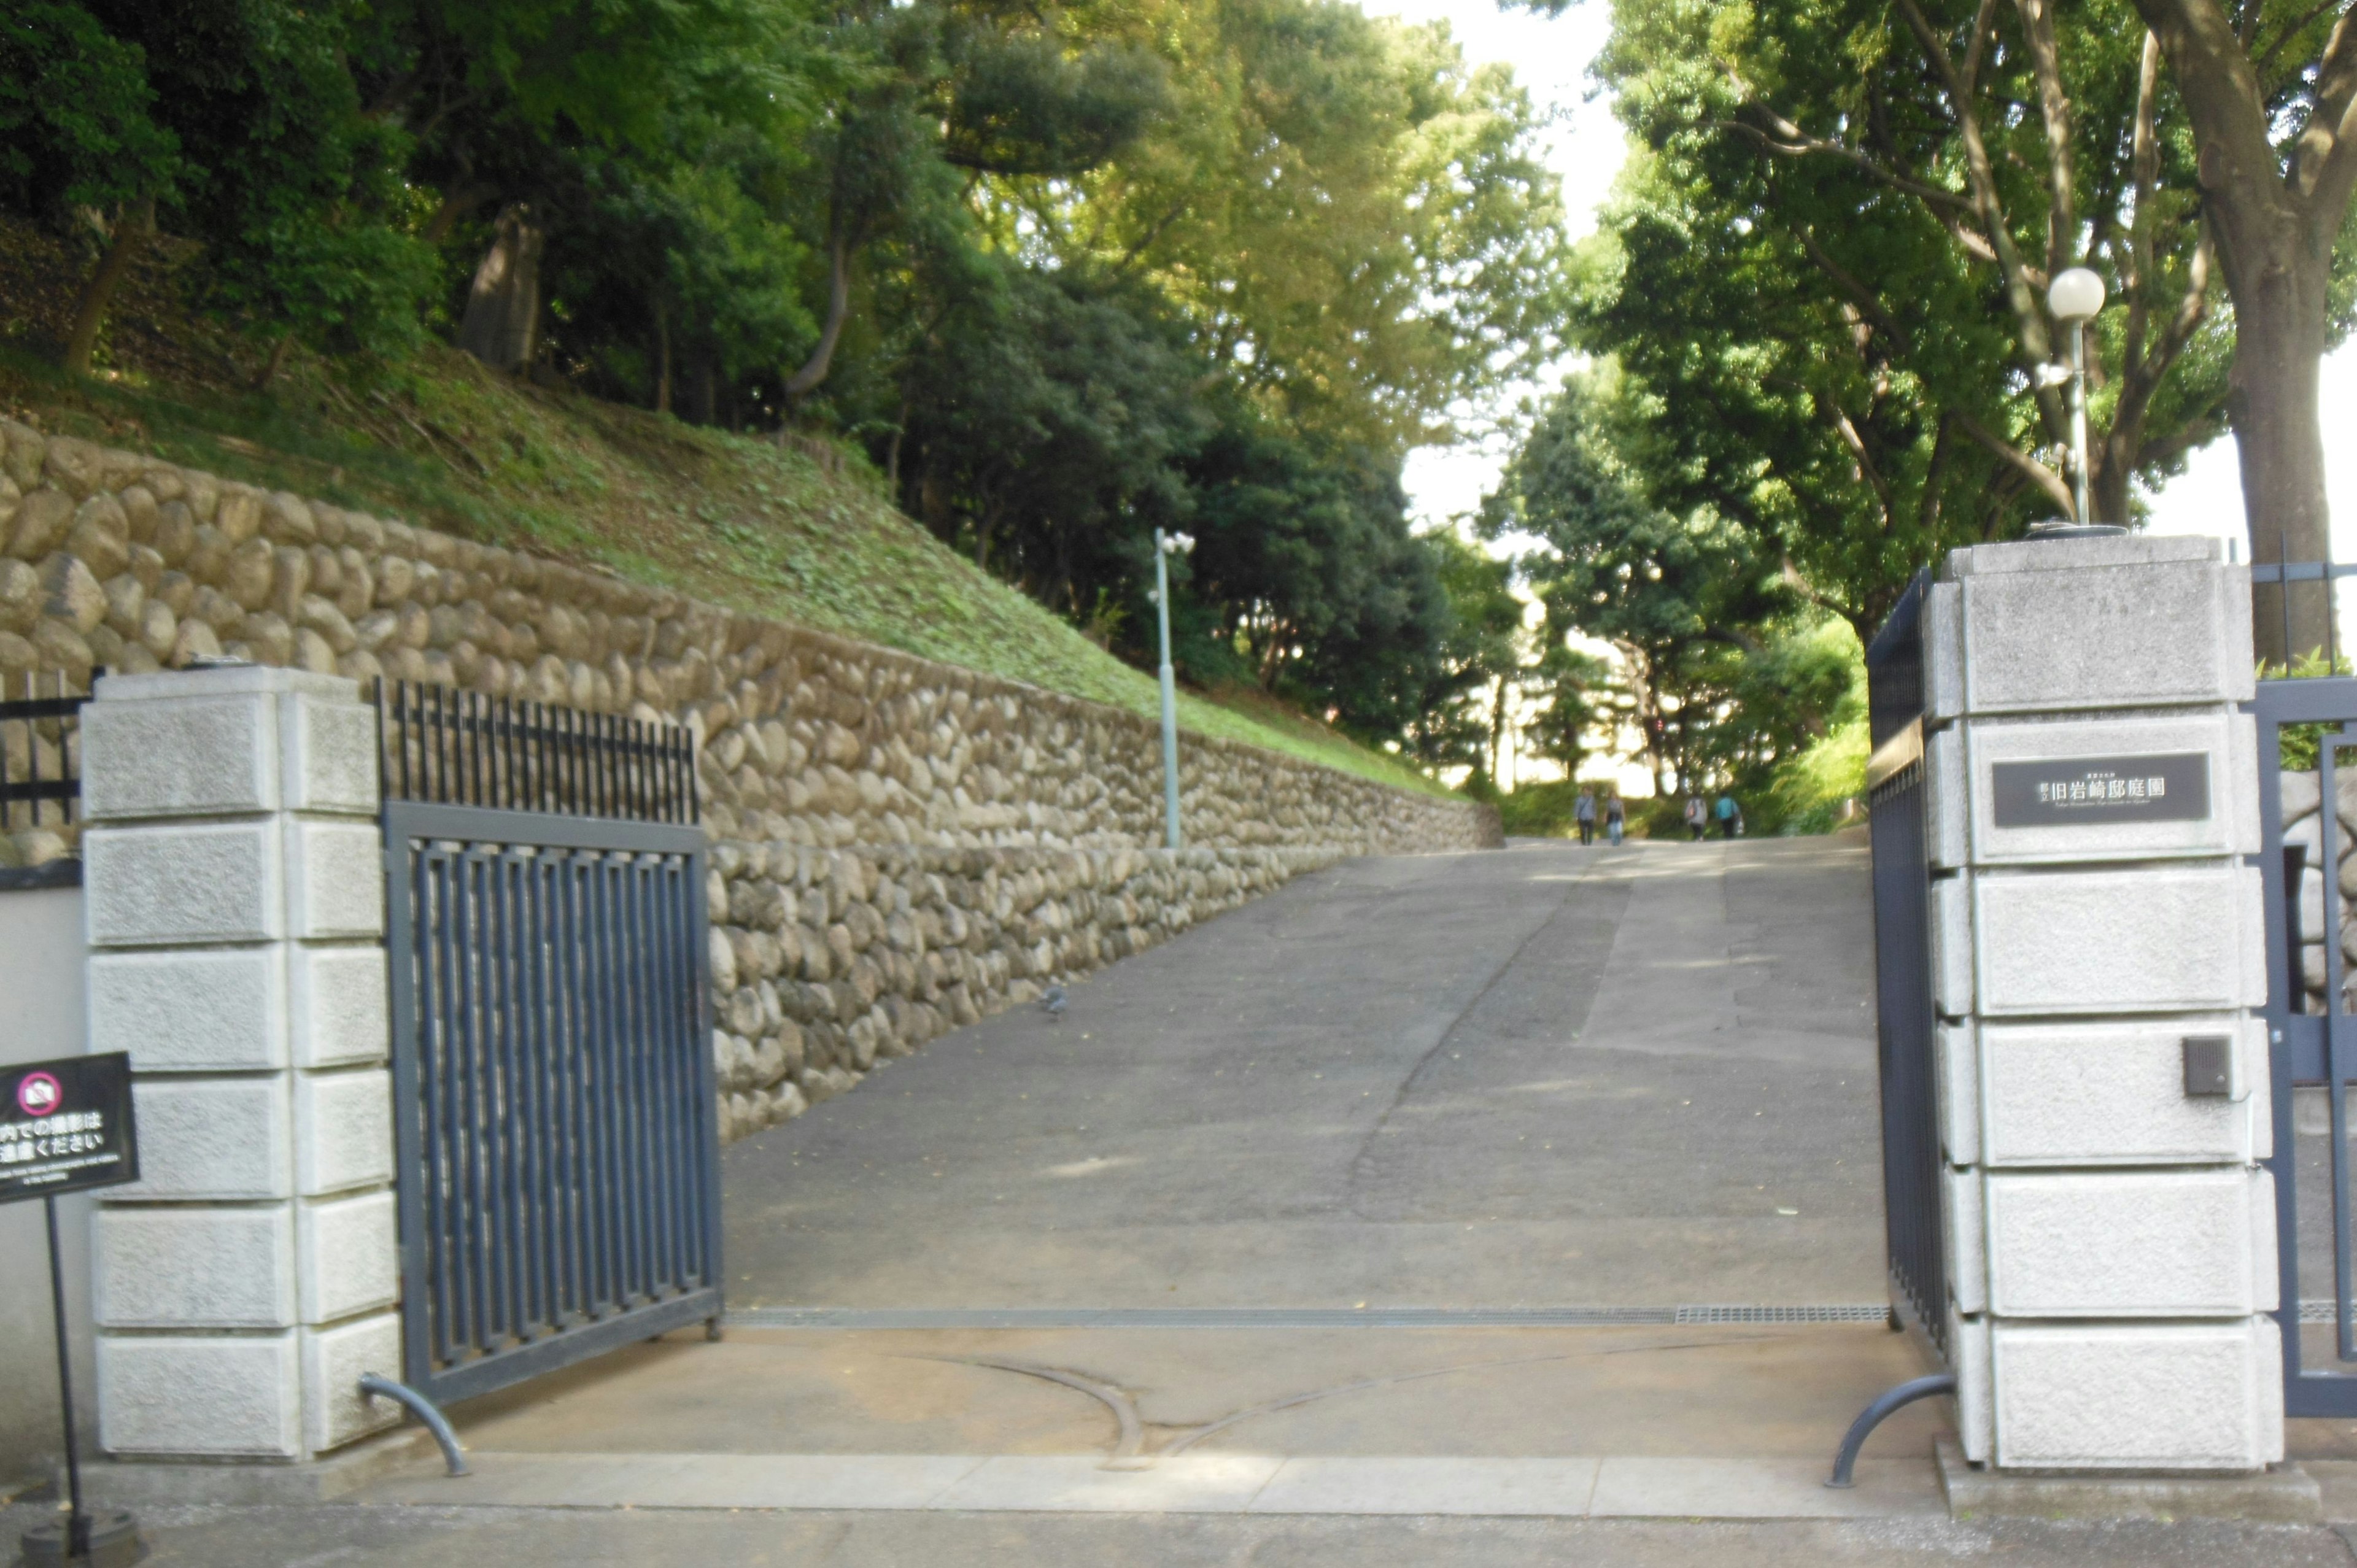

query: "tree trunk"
left=1488, top=673, right=1509, bottom=787
left=62, top=197, right=155, bottom=377
left=2226, top=239, right=2334, bottom=667
left=252, top=330, right=296, bottom=392
left=2123, top=0, right=2355, bottom=668
left=423, top=182, right=498, bottom=246
left=783, top=230, right=854, bottom=403
left=652, top=296, right=672, bottom=414
left=456, top=204, right=546, bottom=373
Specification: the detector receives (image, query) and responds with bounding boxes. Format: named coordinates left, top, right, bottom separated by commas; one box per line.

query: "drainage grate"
left=727, top=1305, right=1892, bottom=1331
left=1673, top=1304, right=1893, bottom=1324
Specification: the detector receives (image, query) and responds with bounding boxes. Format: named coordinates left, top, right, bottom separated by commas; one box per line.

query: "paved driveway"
left=721, top=833, right=1884, bottom=1309
left=273, top=835, right=2352, bottom=1559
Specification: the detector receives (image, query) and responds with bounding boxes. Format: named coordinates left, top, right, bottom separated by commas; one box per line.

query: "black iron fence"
left=2250, top=670, right=2357, bottom=1416
left=1864, top=571, right=1948, bottom=1357
left=376, top=678, right=698, bottom=823
left=1, top=670, right=98, bottom=890
left=377, top=684, right=719, bottom=1404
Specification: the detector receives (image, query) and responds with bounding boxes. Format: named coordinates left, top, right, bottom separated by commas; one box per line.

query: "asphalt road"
left=721, top=834, right=1886, bottom=1310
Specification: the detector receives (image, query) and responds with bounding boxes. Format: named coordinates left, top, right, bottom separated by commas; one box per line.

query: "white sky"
left=1366, top=0, right=2357, bottom=560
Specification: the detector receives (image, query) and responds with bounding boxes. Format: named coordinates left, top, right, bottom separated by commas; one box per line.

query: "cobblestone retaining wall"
left=0, top=422, right=1496, bottom=1134
left=705, top=842, right=1350, bottom=1140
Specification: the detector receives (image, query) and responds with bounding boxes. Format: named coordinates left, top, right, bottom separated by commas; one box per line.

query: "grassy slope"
left=0, top=221, right=1448, bottom=798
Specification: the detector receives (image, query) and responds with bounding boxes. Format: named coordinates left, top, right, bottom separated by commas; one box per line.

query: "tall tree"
left=1558, top=0, right=2259, bottom=636
left=1486, top=372, right=1797, bottom=793
left=2125, top=0, right=2357, bottom=658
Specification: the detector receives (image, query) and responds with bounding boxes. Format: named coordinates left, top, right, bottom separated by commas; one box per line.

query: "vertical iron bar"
left=655, top=856, right=691, bottom=1289
left=518, top=848, right=551, bottom=1334
left=606, top=851, right=643, bottom=1302
left=2329, top=730, right=2357, bottom=1363
left=626, top=853, right=666, bottom=1296
left=665, top=855, right=699, bottom=1286
left=563, top=849, right=597, bottom=1319
left=427, top=849, right=462, bottom=1368
left=45, top=1195, right=88, bottom=1559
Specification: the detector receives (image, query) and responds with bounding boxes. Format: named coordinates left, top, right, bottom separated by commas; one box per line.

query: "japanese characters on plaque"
left=0, top=1053, right=138, bottom=1203
left=1989, top=751, right=2211, bottom=828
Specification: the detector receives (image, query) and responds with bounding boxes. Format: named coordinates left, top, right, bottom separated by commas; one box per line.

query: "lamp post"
left=1150, top=529, right=1194, bottom=849
left=2046, top=266, right=2108, bottom=525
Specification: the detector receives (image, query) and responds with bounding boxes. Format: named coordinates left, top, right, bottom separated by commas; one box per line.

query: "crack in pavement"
left=926, top=1332, right=1785, bottom=1470
left=1342, top=853, right=1622, bottom=1221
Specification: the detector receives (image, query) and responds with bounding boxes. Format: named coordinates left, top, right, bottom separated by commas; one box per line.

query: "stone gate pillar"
left=78, top=665, right=403, bottom=1463
left=1921, top=533, right=2278, bottom=1472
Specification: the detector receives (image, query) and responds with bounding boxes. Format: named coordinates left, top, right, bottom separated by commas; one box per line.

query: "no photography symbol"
left=16, top=1072, right=61, bottom=1119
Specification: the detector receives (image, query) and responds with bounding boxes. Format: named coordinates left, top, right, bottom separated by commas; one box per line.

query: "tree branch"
left=1792, top=226, right=1911, bottom=350
left=1895, top=0, right=2069, bottom=440
left=2256, top=0, right=2347, bottom=83
left=1953, top=409, right=2076, bottom=515
left=2013, top=0, right=2080, bottom=280
left=2301, top=9, right=2357, bottom=226
left=2134, top=411, right=2229, bottom=470
left=1717, top=111, right=1976, bottom=212
left=1960, top=0, right=2004, bottom=93
left=2117, top=225, right=2215, bottom=438
left=2127, top=0, right=2293, bottom=241
left=2124, top=31, right=2164, bottom=375
left=1920, top=411, right=1956, bottom=535
left=1814, top=390, right=1898, bottom=531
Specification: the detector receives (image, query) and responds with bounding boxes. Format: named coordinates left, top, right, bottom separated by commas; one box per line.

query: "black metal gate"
left=2250, top=669, right=2357, bottom=1416
left=1864, top=571, right=1948, bottom=1358
left=377, top=681, right=722, bottom=1404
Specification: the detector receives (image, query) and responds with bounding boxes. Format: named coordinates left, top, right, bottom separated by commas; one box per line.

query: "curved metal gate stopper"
left=1824, top=1372, right=1955, bottom=1488
left=360, top=1373, right=471, bottom=1476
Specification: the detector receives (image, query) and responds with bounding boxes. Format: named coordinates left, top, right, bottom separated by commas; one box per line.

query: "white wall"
left=0, top=884, right=95, bottom=1494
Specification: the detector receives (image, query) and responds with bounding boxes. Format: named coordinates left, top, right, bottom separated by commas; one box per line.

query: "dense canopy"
left=2, top=0, right=1571, bottom=751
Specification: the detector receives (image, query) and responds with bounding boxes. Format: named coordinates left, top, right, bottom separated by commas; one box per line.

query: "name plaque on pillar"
left=1989, top=752, right=2210, bottom=827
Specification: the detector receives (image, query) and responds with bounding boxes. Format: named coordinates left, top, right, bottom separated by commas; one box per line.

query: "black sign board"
left=1990, top=752, right=2211, bottom=828
left=0, top=1053, right=138, bottom=1203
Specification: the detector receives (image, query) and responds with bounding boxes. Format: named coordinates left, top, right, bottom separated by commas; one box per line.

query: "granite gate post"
left=1918, top=533, right=2279, bottom=1472
left=77, top=665, right=403, bottom=1464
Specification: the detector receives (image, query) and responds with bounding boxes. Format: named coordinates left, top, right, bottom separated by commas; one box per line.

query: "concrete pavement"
left=720, top=835, right=1885, bottom=1310
left=53, top=835, right=2357, bottom=1562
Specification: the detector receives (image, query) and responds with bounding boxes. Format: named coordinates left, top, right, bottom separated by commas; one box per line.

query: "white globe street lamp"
left=2047, top=266, right=2107, bottom=526
left=1150, top=529, right=1195, bottom=849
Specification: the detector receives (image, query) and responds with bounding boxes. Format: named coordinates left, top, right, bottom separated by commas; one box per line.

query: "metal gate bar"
left=384, top=800, right=719, bottom=1405
left=2249, top=673, right=2357, bottom=1415
left=1864, top=571, right=1947, bottom=1357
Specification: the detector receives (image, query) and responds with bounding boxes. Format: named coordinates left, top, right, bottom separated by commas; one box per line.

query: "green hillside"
left=0, top=223, right=1447, bottom=798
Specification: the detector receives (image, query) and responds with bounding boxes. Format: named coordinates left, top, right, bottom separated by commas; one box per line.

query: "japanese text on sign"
left=1989, top=752, right=2211, bottom=828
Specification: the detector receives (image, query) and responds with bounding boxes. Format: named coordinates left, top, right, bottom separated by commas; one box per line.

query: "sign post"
left=3, top=1054, right=142, bottom=1568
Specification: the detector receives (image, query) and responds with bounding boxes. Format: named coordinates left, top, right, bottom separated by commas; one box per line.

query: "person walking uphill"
left=1684, top=794, right=1708, bottom=840
left=1575, top=787, right=1596, bottom=846
left=1714, top=791, right=1742, bottom=838
left=1604, top=792, right=1626, bottom=846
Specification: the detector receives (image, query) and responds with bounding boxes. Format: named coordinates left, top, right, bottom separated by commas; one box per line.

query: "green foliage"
left=1397, top=530, right=1520, bottom=774
left=1486, top=368, right=1864, bottom=808
left=1488, top=778, right=1590, bottom=838
left=0, top=0, right=1570, bottom=764
left=0, top=3, right=179, bottom=218
left=1565, top=0, right=2270, bottom=631
left=1766, top=714, right=1867, bottom=835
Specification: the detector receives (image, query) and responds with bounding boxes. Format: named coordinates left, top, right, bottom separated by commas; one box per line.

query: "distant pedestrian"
left=1683, top=794, right=1708, bottom=841
left=1715, top=791, right=1740, bottom=838
left=1604, top=792, right=1626, bottom=846
left=1574, top=787, right=1596, bottom=846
